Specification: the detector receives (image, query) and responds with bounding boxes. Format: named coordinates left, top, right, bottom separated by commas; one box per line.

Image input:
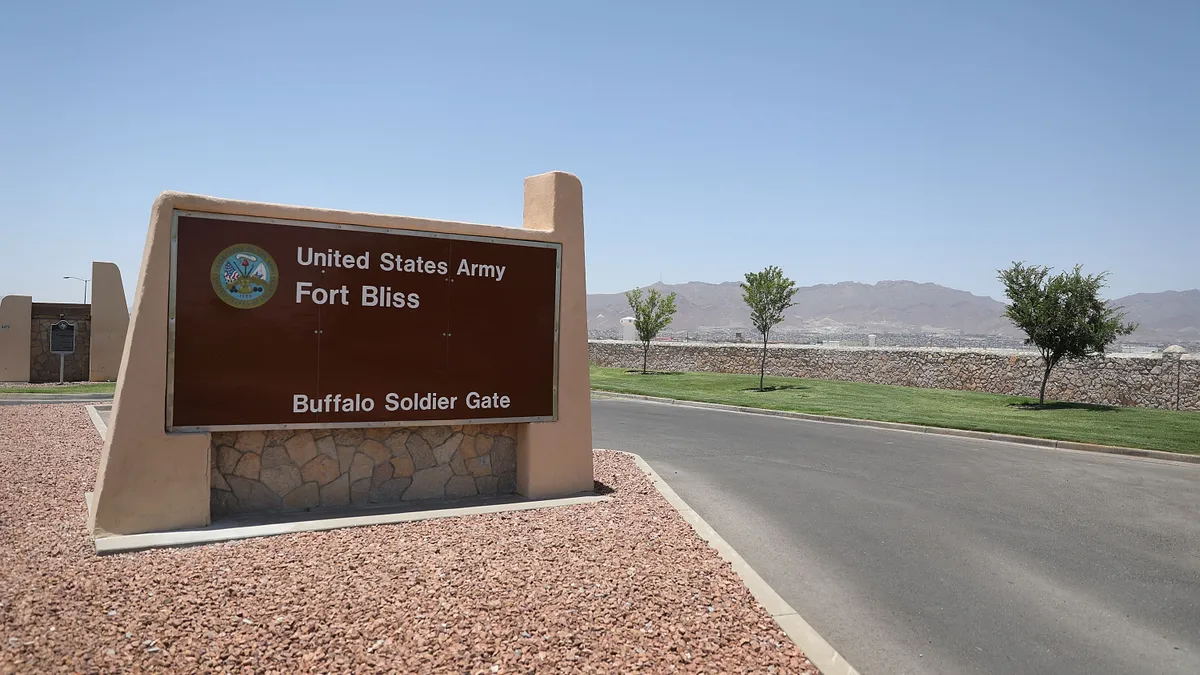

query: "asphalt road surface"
left=592, top=396, right=1200, bottom=675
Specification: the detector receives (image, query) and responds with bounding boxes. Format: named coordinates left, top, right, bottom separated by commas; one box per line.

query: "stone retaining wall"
left=590, top=341, right=1199, bottom=411
left=210, top=423, right=517, bottom=518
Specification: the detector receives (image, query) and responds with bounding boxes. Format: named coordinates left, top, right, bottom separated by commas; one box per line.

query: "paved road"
left=593, top=397, right=1200, bottom=675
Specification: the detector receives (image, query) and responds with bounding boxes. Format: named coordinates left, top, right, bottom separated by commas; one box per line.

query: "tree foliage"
left=625, top=287, right=678, bottom=374
left=741, top=266, right=799, bottom=391
left=998, top=262, right=1137, bottom=404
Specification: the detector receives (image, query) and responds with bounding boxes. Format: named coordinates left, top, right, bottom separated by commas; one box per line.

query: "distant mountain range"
left=587, top=281, right=1200, bottom=346
left=1116, top=290, right=1200, bottom=344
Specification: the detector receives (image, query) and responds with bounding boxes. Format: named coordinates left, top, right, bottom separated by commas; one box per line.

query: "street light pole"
left=64, top=276, right=90, bottom=304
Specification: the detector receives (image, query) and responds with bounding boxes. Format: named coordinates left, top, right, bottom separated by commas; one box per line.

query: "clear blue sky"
left=2, top=1, right=1197, bottom=305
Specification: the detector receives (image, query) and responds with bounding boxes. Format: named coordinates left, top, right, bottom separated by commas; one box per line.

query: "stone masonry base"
left=210, top=424, right=517, bottom=518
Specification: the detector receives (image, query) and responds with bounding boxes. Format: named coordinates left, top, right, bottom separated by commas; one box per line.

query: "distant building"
left=0, top=262, right=128, bottom=382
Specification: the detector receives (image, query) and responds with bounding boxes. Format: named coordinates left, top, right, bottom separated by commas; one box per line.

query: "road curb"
left=595, top=391, right=1200, bottom=465
left=618, top=450, right=861, bottom=675
left=0, top=392, right=114, bottom=401
left=86, top=404, right=109, bottom=440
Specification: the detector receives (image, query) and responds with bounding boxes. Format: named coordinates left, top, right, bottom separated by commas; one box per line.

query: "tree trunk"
left=642, top=341, right=649, bottom=375
left=1039, top=362, right=1052, bottom=405
left=759, top=332, right=768, bottom=391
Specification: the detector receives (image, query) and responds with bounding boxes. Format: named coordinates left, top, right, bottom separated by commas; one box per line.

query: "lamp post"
left=64, top=276, right=90, bottom=304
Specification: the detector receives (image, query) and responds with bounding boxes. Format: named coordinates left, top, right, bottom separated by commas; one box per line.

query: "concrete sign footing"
left=92, top=493, right=610, bottom=554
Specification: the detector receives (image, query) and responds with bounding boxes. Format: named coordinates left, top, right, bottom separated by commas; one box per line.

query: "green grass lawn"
left=0, top=382, right=117, bottom=394
left=590, top=366, right=1200, bottom=455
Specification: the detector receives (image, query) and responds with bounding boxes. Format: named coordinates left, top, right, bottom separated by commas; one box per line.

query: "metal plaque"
left=167, top=211, right=561, bottom=431
left=50, top=321, right=76, bottom=354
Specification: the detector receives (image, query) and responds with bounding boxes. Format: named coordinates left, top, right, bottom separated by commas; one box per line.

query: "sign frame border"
left=165, top=209, right=563, bottom=432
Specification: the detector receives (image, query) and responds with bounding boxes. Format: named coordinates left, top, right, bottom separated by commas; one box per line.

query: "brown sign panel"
left=168, top=211, right=560, bottom=430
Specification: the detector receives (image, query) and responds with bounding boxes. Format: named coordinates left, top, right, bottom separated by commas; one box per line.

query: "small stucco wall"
left=211, top=424, right=517, bottom=517
left=0, top=295, right=33, bottom=382
left=30, top=303, right=91, bottom=383
left=89, top=261, right=129, bottom=382
left=590, top=341, right=1199, bottom=411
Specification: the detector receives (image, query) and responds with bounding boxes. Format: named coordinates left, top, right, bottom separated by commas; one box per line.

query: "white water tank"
left=620, top=317, right=636, bottom=342
left=868, top=334, right=877, bottom=348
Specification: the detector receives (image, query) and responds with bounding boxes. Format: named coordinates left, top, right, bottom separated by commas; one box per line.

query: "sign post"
left=49, top=320, right=76, bottom=384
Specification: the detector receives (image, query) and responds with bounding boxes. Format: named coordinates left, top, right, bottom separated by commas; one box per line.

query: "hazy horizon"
left=587, top=275, right=1200, bottom=301
left=14, top=256, right=1200, bottom=308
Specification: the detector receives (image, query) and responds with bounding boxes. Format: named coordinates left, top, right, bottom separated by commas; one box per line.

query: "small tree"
left=998, top=262, right=1137, bottom=405
left=625, top=287, right=678, bottom=374
left=741, top=266, right=799, bottom=391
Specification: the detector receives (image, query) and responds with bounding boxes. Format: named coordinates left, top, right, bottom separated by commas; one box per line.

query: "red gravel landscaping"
left=1, top=404, right=817, bottom=674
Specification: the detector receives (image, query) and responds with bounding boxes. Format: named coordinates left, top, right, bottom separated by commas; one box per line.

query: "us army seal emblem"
left=210, top=244, right=279, bottom=309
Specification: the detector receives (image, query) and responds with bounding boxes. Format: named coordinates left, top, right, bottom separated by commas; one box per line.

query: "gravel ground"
left=0, top=382, right=98, bottom=389
left=1, top=404, right=818, bottom=674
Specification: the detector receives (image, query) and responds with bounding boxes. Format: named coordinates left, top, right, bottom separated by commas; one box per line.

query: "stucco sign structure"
left=90, top=172, right=594, bottom=538
left=168, top=213, right=561, bottom=430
